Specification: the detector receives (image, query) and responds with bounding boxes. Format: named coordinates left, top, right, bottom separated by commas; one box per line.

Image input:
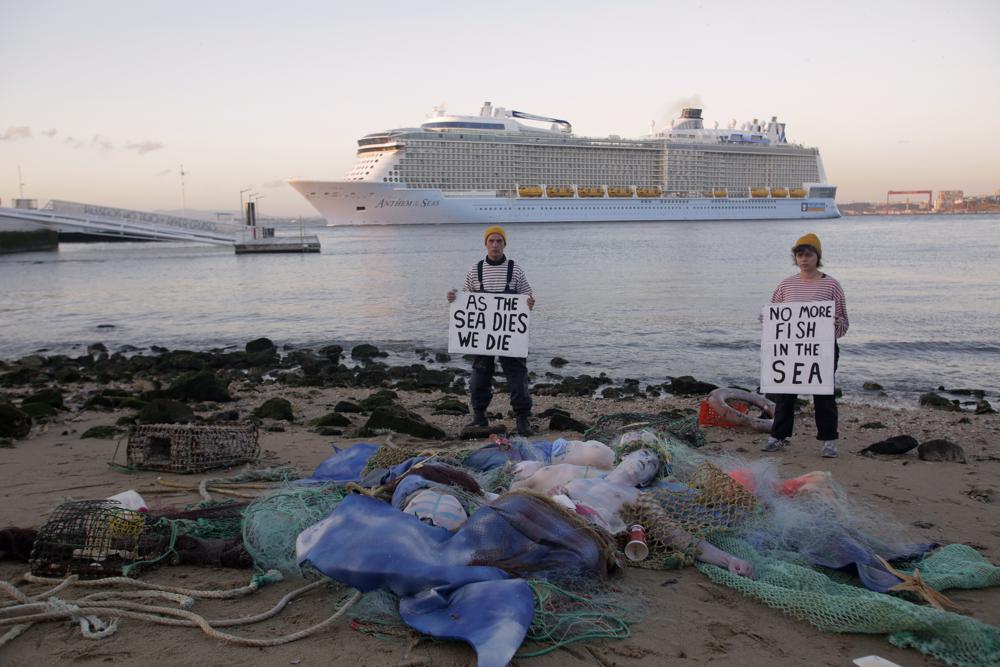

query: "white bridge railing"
left=0, top=200, right=242, bottom=245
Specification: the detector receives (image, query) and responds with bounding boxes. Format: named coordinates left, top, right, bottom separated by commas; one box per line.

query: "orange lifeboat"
left=518, top=185, right=542, bottom=197
left=607, top=186, right=634, bottom=198
left=578, top=186, right=605, bottom=198
left=789, top=188, right=806, bottom=198
left=751, top=188, right=769, bottom=198
left=713, top=189, right=727, bottom=198
left=636, top=186, right=662, bottom=198
left=770, top=187, right=788, bottom=198
left=546, top=185, right=574, bottom=198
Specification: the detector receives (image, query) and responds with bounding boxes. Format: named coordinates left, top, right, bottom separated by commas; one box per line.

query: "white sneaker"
left=761, top=436, right=788, bottom=452
left=821, top=440, right=839, bottom=458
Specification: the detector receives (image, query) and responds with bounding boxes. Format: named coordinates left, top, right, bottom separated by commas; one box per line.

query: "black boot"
left=466, top=410, right=488, bottom=429
left=516, top=414, right=534, bottom=437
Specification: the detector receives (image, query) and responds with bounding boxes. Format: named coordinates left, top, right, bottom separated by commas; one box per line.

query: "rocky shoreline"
left=1, top=337, right=995, bottom=445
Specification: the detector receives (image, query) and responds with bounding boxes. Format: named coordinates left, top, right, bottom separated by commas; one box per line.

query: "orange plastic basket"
left=698, top=398, right=750, bottom=428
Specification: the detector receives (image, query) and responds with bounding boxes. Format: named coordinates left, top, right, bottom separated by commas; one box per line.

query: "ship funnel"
left=675, top=108, right=703, bottom=130
left=480, top=101, right=493, bottom=117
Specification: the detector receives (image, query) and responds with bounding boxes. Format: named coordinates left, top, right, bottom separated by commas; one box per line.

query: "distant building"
left=934, top=190, right=964, bottom=212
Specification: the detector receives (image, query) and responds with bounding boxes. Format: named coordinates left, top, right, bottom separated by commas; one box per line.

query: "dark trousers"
left=769, top=344, right=840, bottom=441
left=469, top=355, right=532, bottom=416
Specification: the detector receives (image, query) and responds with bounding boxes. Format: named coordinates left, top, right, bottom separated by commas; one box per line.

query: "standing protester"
left=447, top=226, right=536, bottom=436
left=762, top=233, right=849, bottom=458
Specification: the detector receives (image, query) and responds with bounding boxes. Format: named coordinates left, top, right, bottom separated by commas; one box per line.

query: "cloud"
left=125, top=140, right=165, bottom=155
left=154, top=169, right=173, bottom=177
left=41, top=128, right=58, bottom=138
left=1, top=126, right=32, bottom=141
left=91, top=134, right=114, bottom=150
left=261, top=179, right=287, bottom=189
left=64, top=135, right=84, bottom=149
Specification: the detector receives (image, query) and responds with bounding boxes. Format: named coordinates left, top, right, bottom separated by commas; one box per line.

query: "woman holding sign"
left=762, top=233, right=849, bottom=458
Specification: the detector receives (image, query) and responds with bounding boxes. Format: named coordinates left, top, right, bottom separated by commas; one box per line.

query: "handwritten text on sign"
left=448, top=292, right=530, bottom=357
left=760, top=300, right=835, bottom=395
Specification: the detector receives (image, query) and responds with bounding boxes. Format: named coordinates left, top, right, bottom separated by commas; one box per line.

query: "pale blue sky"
left=2, top=0, right=997, bottom=215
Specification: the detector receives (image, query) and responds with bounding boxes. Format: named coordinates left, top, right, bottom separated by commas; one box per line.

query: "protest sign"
left=448, top=292, right=530, bottom=357
left=760, top=300, right=835, bottom=395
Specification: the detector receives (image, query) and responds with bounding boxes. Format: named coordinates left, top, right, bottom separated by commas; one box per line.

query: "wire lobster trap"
left=29, top=500, right=169, bottom=578
left=126, top=422, right=259, bottom=473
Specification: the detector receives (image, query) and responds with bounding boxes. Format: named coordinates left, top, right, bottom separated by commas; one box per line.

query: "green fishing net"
left=697, top=536, right=1000, bottom=667
left=586, top=412, right=706, bottom=448
left=242, top=484, right=349, bottom=576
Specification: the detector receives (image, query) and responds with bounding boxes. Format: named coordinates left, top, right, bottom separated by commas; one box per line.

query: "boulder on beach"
left=245, top=337, right=275, bottom=354
left=253, top=397, right=295, bottom=422
left=919, top=392, right=960, bottom=411
left=918, top=439, right=967, bottom=463
left=22, top=387, right=65, bottom=409
left=137, top=399, right=195, bottom=424
left=359, top=389, right=398, bottom=411
left=0, top=401, right=31, bottom=439
left=168, top=370, right=232, bottom=403
left=665, top=376, right=718, bottom=396
left=351, top=343, right=386, bottom=360
left=334, top=400, right=362, bottom=413
left=364, top=404, right=446, bottom=440
left=81, top=425, right=121, bottom=439
left=858, top=435, right=919, bottom=456
left=549, top=413, right=588, bottom=433
left=432, top=397, right=469, bottom=415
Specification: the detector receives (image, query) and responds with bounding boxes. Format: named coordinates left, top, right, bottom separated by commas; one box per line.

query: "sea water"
left=1, top=214, right=998, bottom=405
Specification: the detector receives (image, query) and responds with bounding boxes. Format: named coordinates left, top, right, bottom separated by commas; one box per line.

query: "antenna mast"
left=179, top=164, right=188, bottom=217
left=18, top=165, right=25, bottom=198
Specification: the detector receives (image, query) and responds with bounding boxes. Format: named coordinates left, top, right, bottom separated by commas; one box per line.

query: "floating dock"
left=234, top=235, right=321, bottom=254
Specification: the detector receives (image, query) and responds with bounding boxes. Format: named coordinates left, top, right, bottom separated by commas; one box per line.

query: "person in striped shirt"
left=762, top=233, right=849, bottom=458
left=447, top=225, right=536, bottom=435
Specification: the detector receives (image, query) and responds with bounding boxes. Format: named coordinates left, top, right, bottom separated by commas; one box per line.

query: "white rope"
left=0, top=573, right=358, bottom=648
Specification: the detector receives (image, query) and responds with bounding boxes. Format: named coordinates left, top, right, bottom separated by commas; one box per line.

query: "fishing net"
left=151, top=501, right=248, bottom=540
left=585, top=412, right=706, bottom=448
left=697, top=535, right=1000, bottom=667
left=242, top=484, right=350, bottom=576
left=517, top=579, right=645, bottom=657
left=619, top=462, right=760, bottom=570
left=342, top=580, right=645, bottom=656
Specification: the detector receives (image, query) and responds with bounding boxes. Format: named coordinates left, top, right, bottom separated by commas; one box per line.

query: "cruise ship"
left=289, top=102, right=839, bottom=225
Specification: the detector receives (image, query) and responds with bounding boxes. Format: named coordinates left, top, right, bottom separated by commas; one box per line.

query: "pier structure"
left=0, top=199, right=320, bottom=253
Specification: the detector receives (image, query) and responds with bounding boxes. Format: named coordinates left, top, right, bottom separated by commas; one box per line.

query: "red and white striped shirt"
left=771, top=273, right=849, bottom=338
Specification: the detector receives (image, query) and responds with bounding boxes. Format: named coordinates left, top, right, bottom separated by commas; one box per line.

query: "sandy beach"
left=2, top=359, right=999, bottom=666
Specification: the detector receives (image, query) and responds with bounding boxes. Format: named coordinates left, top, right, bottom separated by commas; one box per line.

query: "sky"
left=1, top=0, right=998, bottom=216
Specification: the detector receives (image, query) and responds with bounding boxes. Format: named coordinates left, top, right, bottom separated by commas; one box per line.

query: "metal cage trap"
left=126, top=422, right=259, bottom=473
left=29, top=500, right=169, bottom=578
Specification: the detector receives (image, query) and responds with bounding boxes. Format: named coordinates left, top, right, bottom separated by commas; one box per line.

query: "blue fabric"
left=391, top=474, right=435, bottom=510
left=462, top=439, right=554, bottom=470
left=296, top=443, right=380, bottom=484
left=746, top=525, right=935, bottom=592
left=297, top=494, right=535, bottom=666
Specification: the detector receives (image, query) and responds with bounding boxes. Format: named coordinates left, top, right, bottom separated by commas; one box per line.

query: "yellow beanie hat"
left=483, top=225, right=507, bottom=245
left=793, top=232, right=821, bottom=256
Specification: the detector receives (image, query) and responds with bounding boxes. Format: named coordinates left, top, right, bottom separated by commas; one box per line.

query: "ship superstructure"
left=290, top=102, right=838, bottom=225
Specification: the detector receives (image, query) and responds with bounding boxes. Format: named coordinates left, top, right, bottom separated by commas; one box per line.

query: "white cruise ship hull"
left=290, top=181, right=840, bottom=226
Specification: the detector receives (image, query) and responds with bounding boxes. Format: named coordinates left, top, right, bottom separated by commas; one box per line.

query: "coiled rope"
left=0, top=572, right=360, bottom=648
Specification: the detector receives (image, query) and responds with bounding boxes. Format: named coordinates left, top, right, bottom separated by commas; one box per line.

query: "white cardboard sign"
left=760, top=300, right=835, bottom=395
left=448, top=292, right=530, bottom=357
